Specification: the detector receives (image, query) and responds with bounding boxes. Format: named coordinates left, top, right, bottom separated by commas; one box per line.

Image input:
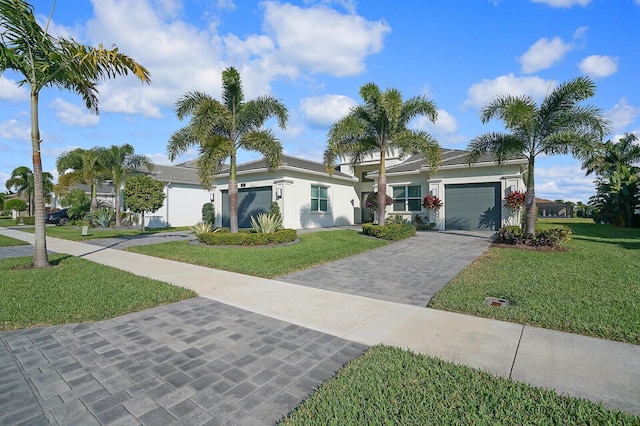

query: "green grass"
left=0, top=254, right=196, bottom=330
left=20, top=225, right=190, bottom=241
left=0, top=218, right=21, bottom=227
left=0, top=234, right=29, bottom=247
left=430, top=219, right=640, bottom=344
left=280, top=345, right=638, bottom=425
left=127, top=230, right=389, bottom=278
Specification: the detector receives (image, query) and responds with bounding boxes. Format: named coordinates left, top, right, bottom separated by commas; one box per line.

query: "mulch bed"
left=490, top=243, right=569, bottom=252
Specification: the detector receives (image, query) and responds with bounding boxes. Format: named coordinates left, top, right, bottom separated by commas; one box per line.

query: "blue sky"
left=1, top=0, right=639, bottom=203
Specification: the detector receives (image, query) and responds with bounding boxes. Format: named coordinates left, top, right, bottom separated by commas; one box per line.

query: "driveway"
left=278, top=230, right=494, bottom=306
left=0, top=298, right=366, bottom=425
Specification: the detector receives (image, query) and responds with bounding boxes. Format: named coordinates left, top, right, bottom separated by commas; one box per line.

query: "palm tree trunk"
left=30, top=90, right=50, bottom=268
left=115, top=185, right=122, bottom=228
left=377, top=149, right=387, bottom=226
left=90, top=183, right=98, bottom=212
left=525, top=157, right=536, bottom=234
left=229, top=152, right=239, bottom=233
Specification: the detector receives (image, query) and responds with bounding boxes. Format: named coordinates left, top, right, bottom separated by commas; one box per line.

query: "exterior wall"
left=384, top=163, right=524, bottom=230
left=144, top=183, right=211, bottom=228
left=210, top=170, right=357, bottom=229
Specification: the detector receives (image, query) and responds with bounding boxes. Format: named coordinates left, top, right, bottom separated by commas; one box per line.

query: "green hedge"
left=16, top=216, right=35, bottom=225
left=494, top=226, right=572, bottom=247
left=362, top=223, right=416, bottom=241
left=199, top=229, right=297, bottom=246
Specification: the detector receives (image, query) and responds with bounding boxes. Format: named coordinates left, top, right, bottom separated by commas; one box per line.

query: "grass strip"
left=127, top=230, right=388, bottom=278
left=19, top=225, right=190, bottom=241
left=0, top=235, right=29, bottom=247
left=0, top=254, right=196, bottom=330
left=280, top=345, right=638, bottom=425
left=430, top=219, right=640, bottom=344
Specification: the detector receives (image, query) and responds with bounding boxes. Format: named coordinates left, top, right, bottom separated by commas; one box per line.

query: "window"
left=393, top=185, right=421, bottom=211
left=311, top=185, right=328, bottom=212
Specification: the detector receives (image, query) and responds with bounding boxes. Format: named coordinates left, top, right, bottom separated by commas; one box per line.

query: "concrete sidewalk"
left=1, top=228, right=639, bottom=416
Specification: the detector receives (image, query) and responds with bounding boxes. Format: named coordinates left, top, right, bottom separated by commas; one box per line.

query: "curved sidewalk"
left=1, top=228, right=639, bottom=417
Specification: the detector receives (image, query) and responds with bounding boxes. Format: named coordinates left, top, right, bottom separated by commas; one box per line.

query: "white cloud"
left=519, top=36, right=574, bottom=73
left=85, top=0, right=225, bottom=116
left=262, top=2, right=391, bottom=77
left=606, top=98, right=640, bottom=132
left=463, top=74, right=555, bottom=110
left=536, top=162, right=595, bottom=203
left=0, top=76, right=29, bottom=101
left=531, top=0, right=592, bottom=7
left=50, top=99, right=100, bottom=127
left=411, top=109, right=457, bottom=134
left=579, top=55, right=618, bottom=78
left=0, top=119, right=30, bottom=141
left=216, top=0, right=236, bottom=11
left=300, top=95, right=356, bottom=128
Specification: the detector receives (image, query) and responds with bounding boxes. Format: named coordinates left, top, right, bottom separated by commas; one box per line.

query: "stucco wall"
left=144, top=183, right=211, bottom=228
left=211, top=169, right=357, bottom=229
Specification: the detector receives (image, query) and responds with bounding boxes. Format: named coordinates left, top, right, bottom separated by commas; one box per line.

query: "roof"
left=149, top=164, right=200, bottom=184
left=379, top=148, right=526, bottom=175
left=172, top=155, right=355, bottom=181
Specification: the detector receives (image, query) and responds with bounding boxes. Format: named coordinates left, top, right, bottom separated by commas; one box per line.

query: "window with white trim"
left=311, top=185, right=328, bottom=212
left=393, top=185, right=421, bottom=211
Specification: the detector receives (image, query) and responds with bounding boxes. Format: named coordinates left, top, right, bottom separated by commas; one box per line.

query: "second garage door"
left=221, top=186, right=273, bottom=228
left=445, top=183, right=501, bottom=230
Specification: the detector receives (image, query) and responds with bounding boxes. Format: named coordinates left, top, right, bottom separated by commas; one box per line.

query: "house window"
left=393, top=185, right=421, bottom=211
left=311, top=185, right=328, bottom=212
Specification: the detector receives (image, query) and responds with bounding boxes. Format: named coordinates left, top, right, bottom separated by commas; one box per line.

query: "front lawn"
left=280, top=345, right=637, bottom=425
left=430, top=219, right=640, bottom=344
left=0, top=254, right=196, bottom=330
left=21, top=225, right=190, bottom=241
left=127, top=230, right=389, bottom=278
left=0, top=234, right=29, bottom=247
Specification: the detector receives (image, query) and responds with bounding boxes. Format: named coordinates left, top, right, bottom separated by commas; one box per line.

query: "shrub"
left=504, top=190, right=526, bottom=209
left=365, top=192, right=393, bottom=209
left=191, top=222, right=216, bottom=241
left=386, top=214, right=409, bottom=225
left=16, top=216, right=35, bottom=225
left=494, top=226, right=572, bottom=247
left=250, top=212, right=283, bottom=234
left=422, top=195, right=443, bottom=210
left=269, top=202, right=282, bottom=223
left=202, top=203, right=215, bottom=226
left=362, top=223, right=416, bottom=241
left=5, top=198, right=27, bottom=212
left=88, top=207, right=114, bottom=227
left=199, top=228, right=297, bottom=246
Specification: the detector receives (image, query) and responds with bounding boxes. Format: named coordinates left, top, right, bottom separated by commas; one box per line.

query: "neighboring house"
left=137, top=148, right=526, bottom=231
left=536, top=198, right=574, bottom=218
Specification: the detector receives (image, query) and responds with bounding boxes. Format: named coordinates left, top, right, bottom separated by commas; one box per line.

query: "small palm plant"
left=191, top=222, right=214, bottom=241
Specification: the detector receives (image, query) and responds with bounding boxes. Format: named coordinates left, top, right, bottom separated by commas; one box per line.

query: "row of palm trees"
left=1, top=0, right=629, bottom=269
left=5, top=166, right=53, bottom=216
left=55, top=144, right=152, bottom=228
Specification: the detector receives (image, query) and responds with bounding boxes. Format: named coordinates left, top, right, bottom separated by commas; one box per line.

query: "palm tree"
left=583, top=133, right=640, bottom=177
left=5, top=166, right=53, bottom=216
left=100, top=144, right=153, bottom=227
left=324, top=82, right=440, bottom=226
left=167, top=66, right=288, bottom=233
left=0, top=0, right=150, bottom=267
left=56, top=147, right=108, bottom=213
left=467, top=76, right=609, bottom=234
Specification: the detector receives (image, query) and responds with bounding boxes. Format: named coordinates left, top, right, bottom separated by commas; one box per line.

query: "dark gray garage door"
left=222, top=186, right=273, bottom=228
left=445, top=183, right=501, bottom=230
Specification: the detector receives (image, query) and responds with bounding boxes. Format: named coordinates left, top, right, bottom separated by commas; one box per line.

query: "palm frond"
left=467, top=132, right=526, bottom=164
left=239, top=130, right=283, bottom=171
left=221, top=66, right=243, bottom=112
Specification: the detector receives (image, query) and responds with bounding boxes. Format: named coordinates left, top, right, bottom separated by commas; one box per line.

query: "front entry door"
left=361, top=192, right=374, bottom=224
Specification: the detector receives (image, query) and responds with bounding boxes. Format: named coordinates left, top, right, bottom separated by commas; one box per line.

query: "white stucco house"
left=140, top=148, right=526, bottom=231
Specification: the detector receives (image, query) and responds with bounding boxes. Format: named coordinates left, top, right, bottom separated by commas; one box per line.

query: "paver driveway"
left=0, top=298, right=366, bottom=425
left=279, top=230, right=493, bottom=306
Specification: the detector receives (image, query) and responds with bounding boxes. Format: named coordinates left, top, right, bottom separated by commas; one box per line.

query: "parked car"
left=46, top=208, right=69, bottom=225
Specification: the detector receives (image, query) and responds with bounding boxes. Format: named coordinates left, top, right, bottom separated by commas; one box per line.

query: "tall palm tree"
left=5, top=166, right=52, bottom=216
left=0, top=0, right=150, bottom=267
left=467, top=76, right=609, bottom=234
left=324, top=82, right=440, bottom=226
left=167, top=66, right=288, bottom=233
left=56, top=147, right=108, bottom=213
left=100, top=144, right=153, bottom=227
left=583, top=133, right=640, bottom=177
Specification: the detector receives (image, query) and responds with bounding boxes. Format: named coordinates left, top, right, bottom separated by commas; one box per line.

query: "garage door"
left=221, top=186, right=273, bottom=228
left=445, top=183, right=501, bottom=230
